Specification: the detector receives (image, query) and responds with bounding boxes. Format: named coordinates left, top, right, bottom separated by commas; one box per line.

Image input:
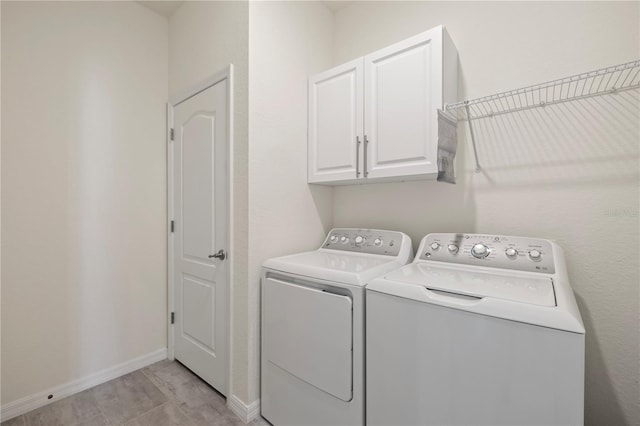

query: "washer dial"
left=529, top=249, right=542, bottom=261
left=471, top=243, right=490, bottom=259
left=505, top=247, right=518, bottom=258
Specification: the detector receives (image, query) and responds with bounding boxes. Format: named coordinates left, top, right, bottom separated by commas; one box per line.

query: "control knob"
left=528, top=249, right=542, bottom=261
left=448, top=244, right=459, bottom=254
left=430, top=242, right=441, bottom=251
left=340, top=236, right=349, bottom=244
left=374, top=238, right=383, bottom=246
left=355, top=236, right=366, bottom=246
left=329, top=235, right=338, bottom=243
left=471, top=243, right=490, bottom=259
left=505, top=247, right=518, bottom=258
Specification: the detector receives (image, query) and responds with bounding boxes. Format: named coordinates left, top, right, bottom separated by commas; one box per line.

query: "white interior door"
left=172, top=78, right=228, bottom=395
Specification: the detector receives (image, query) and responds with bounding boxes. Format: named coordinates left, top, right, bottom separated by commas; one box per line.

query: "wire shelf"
left=446, top=59, right=640, bottom=120
left=444, top=59, right=640, bottom=172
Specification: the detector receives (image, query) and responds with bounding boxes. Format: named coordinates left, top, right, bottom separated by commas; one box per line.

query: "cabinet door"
left=364, top=27, right=443, bottom=180
left=308, top=58, right=364, bottom=183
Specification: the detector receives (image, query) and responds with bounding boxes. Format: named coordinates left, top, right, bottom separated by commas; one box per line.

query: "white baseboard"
left=228, top=394, right=260, bottom=424
left=0, top=347, right=167, bottom=422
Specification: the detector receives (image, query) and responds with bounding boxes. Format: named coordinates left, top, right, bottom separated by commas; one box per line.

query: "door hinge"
left=171, top=312, right=175, bottom=324
left=170, top=220, right=175, bottom=232
left=170, top=128, right=174, bottom=141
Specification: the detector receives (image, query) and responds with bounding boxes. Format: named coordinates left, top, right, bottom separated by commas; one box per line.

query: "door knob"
left=208, top=249, right=226, bottom=260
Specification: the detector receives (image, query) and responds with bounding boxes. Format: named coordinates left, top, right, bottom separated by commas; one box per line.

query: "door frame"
left=167, top=64, right=235, bottom=398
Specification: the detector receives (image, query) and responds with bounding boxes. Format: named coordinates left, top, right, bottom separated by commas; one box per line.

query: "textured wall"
left=248, top=0, right=334, bottom=404
left=331, top=2, right=639, bottom=424
left=168, top=0, right=250, bottom=402
left=1, top=1, right=168, bottom=405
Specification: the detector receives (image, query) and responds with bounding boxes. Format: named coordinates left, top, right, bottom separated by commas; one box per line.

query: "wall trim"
left=227, top=395, right=260, bottom=424
left=0, top=348, right=167, bottom=422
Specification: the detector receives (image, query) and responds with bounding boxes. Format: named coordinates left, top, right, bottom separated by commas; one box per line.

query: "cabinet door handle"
left=356, top=136, right=361, bottom=177
left=363, top=135, right=369, bottom=178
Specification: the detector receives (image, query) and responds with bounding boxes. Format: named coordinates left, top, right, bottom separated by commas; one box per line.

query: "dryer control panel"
left=322, top=228, right=404, bottom=257
left=419, top=233, right=555, bottom=274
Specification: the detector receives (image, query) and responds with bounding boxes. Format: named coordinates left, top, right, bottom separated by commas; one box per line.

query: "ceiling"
left=322, top=1, right=354, bottom=13
left=138, top=1, right=353, bottom=19
left=138, top=1, right=184, bottom=18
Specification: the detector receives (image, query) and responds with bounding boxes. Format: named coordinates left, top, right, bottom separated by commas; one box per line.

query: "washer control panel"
left=323, top=228, right=403, bottom=256
left=419, top=233, right=555, bottom=273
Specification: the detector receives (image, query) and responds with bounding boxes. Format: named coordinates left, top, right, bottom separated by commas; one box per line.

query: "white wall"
left=0, top=0, right=3, bottom=410
left=168, top=0, right=251, bottom=402
left=168, top=1, right=334, bottom=407
left=331, top=2, right=639, bottom=425
left=248, top=0, right=334, bottom=404
left=2, top=3, right=637, bottom=424
left=1, top=0, right=168, bottom=405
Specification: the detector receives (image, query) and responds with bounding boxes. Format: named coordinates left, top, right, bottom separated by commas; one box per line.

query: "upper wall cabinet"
left=308, top=25, right=458, bottom=185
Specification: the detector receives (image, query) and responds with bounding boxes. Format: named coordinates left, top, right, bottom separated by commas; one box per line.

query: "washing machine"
left=366, top=233, right=585, bottom=426
left=261, top=228, right=413, bottom=426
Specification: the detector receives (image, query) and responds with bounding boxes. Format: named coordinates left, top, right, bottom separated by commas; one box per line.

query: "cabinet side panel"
left=442, top=27, right=459, bottom=107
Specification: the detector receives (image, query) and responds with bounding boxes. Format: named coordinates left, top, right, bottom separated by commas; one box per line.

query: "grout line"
left=171, top=400, right=196, bottom=425
left=6, top=365, right=176, bottom=426
left=130, top=373, right=171, bottom=421
left=140, top=365, right=178, bottom=403
left=96, top=368, right=167, bottom=426
left=141, top=361, right=207, bottom=425
left=42, top=360, right=235, bottom=426
left=143, top=361, right=231, bottom=424
left=1, top=414, right=26, bottom=426
left=91, top=383, right=111, bottom=426
left=135, top=364, right=197, bottom=424
left=124, top=401, right=170, bottom=426
left=143, top=364, right=205, bottom=424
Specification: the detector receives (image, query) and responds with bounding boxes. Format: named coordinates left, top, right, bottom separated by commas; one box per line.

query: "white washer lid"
left=387, top=263, right=556, bottom=307
left=368, top=262, right=586, bottom=333
left=263, top=250, right=404, bottom=286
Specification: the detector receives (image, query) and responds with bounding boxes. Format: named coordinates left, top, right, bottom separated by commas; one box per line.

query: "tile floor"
left=2, top=360, right=270, bottom=426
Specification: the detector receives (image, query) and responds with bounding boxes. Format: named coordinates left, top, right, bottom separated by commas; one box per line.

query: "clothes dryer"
left=261, top=228, right=413, bottom=426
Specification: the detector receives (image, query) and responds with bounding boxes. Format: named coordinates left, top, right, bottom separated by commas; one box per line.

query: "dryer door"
left=263, top=277, right=353, bottom=401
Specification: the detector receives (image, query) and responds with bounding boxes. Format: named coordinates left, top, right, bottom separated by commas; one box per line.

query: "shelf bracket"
left=464, top=103, right=482, bottom=173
